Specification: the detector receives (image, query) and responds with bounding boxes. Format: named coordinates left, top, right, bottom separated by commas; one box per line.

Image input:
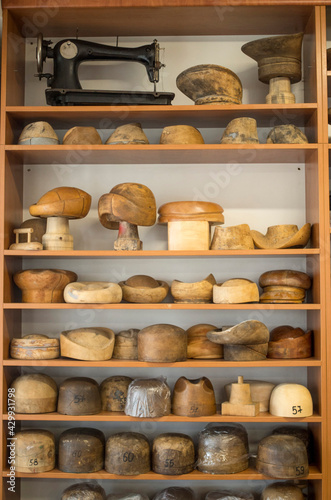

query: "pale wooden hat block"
left=207, top=320, right=269, bottom=345
left=105, top=432, right=150, bottom=475
left=18, top=121, right=59, bottom=145
left=171, top=274, right=216, bottom=303
left=106, top=123, right=149, bottom=144
left=125, top=378, right=171, bottom=418
left=11, top=373, right=58, bottom=413
left=152, top=433, right=195, bottom=475
left=168, top=220, right=210, bottom=250
left=58, top=428, right=105, bottom=473
left=113, top=329, right=139, bottom=360
left=172, top=376, right=216, bottom=417
left=153, top=487, right=195, bottom=500
left=100, top=375, right=133, bottom=411
left=160, top=125, right=205, bottom=144
left=57, top=377, right=102, bottom=415
left=9, top=228, right=43, bottom=251
left=269, top=383, right=313, bottom=417
left=63, top=126, right=102, bottom=145
left=266, top=125, right=308, bottom=144
left=186, top=323, right=223, bottom=359
left=11, top=335, right=60, bottom=360
left=43, top=216, right=74, bottom=251
left=261, top=483, right=304, bottom=500
left=221, top=118, right=259, bottom=144
left=225, top=379, right=275, bottom=412
left=251, top=224, right=311, bottom=249
left=119, top=275, right=169, bottom=303
left=16, top=429, right=56, bottom=473
left=60, top=327, right=115, bottom=360
left=64, top=282, right=122, bottom=304
left=213, top=279, right=259, bottom=304
left=211, top=224, right=254, bottom=250
left=14, top=269, right=78, bottom=303
left=138, top=324, right=187, bottom=362
left=221, top=376, right=260, bottom=417
left=61, top=483, right=106, bottom=500
left=267, top=325, right=312, bottom=359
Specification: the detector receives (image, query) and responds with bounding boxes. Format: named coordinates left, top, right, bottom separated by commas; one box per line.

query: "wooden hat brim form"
left=251, top=223, right=311, bottom=249
left=158, top=201, right=224, bottom=225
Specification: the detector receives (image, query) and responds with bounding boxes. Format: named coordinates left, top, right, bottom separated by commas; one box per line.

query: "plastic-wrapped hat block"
left=125, top=377, right=171, bottom=418
left=61, top=482, right=106, bottom=500
left=205, top=491, right=254, bottom=500
left=153, top=488, right=195, bottom=500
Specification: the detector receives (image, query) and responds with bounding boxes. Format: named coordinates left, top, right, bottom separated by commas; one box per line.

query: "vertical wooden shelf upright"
left=0, top=2, right=329, bottom=499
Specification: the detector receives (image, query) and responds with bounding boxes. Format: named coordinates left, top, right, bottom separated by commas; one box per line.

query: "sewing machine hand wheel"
left=36, top=33, right=50, bottom=79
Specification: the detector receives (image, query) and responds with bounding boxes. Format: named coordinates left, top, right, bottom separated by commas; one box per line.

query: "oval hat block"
left=10, top=335, right=59, bottom=360
left=60, top=327, right=115, bottom=361
left=16, top=429, right=56, bottom=473
left=11, top=373, right=58, bottom=414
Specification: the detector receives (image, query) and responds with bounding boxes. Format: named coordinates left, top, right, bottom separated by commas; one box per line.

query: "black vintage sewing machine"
left=35, top=34, right=174, bottom=106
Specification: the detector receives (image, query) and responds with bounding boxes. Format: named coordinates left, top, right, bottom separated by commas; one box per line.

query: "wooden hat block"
left=213, top=279, right=259, bottom=304
left=16, top=429, right=56, bottom=473
left=125, top=378, right=171, bottom=418
left=251, top=224, right=311, bottom=249
left=160, top=125, right=204, bottom=144
left=113, top=329, right=139, bottom=360
left=105, top=432, right=150, bottom=475
left=106, top=123, right=149, bottom=144
left=171, top=274, right=216, bottom=303
left=172, top=376, right=216, bottom=417
left=211, top=224, right=254, bottom=250
left=259, top=270, right=311, bottom=304
left=11, top=334, right=59, bottom=360
left=29, top=186, right=92, bottom=250
left=266, top=125, right=308, bottom=144
left=100, top=375, right=133, bottom=412
left=241, top=33, right=303, bottom=104
left=221, top=118, right=259, bottom=144
left=11, top=373, right=58, bottom=413
left=154, top=488, right=194, bottom=500
left=152, top=433, right=195, bottom=475
left=205, top=492, right=254, bottom=500
left=138, top=324, right=187, bottom=363
left=61, top=483, right=106, bottom=500
left=186, top=323, right=223, bottom=359
left=64, top=282, right=122, bottom=304
left=9, top=228, right=43, bottom=250
left=269, top=383, right=313, bottom=417
left=207, top=320, right=269, bottom=345
left=60, top=327, right=115, bottom=360
left=18, top=121, right=59, bottom=145
left=267, top=325, right=312, bottom=359
left=256, top=435, right=308, bottom=479
left=222, top=376, right=259, bottom=417
left=57, top=377, right=101, bottom=415
left=98, top=182, right=156, bottom=250
left=58, top=428, right=105, bottom=473
left=225, top=380, right=275, bottom=412
left=63, top=126, right=102, bottom=145
left=14, top=269, right=77, bottom=303
left=261, top=483, right=304, bottom=500
left=119, top=275, right=169, bottom=303
left=223, top=343, right=268, bottom=361
left=272, top=426, right=312, bottom=463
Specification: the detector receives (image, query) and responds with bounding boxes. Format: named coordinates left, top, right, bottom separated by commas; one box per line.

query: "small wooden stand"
left=9, top=228, right=43, bottom=250
left=168, top=221, right=210, bottom=250
left=222, top=376, right=260, bottom=416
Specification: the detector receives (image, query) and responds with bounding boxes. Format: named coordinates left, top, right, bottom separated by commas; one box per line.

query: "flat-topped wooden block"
left=64, top=282, right=122, bottom=304
left=222, top=400, right=259, bottom=417
left=60, top=327, right=115, bottom=360
left=11, top=335, right=59, bottom=360
left=14, top=269, right=77, bottom=303
left=168, top=220, right=210, bottom=250
left=158, top=201, right=224, bottom=224
left=16, top=430, right=56, bottom=473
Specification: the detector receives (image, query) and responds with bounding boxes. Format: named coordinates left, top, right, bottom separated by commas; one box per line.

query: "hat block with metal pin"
left=221, top=376, right=260, bottom=417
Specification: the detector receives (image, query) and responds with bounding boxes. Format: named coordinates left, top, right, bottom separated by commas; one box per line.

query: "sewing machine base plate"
left=46, top=89, right=175, bottom=106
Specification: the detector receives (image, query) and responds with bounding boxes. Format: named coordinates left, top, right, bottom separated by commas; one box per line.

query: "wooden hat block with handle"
left=152, top=433, right=195, bottom=475
left=60, top=327, right=115, bottom=360
left=61, top=483, right=106, bottom=500
left=158, top=201, right=224, bottom=250
left=11, top=373, right=58, bottom=413
left=269, top=383, right=313, bottom=417
left=241, top=33, right=303, bottom=104
left=225, top=380, right=275, bottom=412
left=16, top=429, right=56, bottom=473
left=11, top=334, right=59, bottom=360
left=267, top=325, right=312, bottom=359
left=14, top=269, right=77, bottom=303
left=9, top=228, right=43, bottom=250
left=105, top=432, right=151, bottom=475
left=29, top=186, right=91, bottom=250
left=261, top=483, right=304, bottom=500
left=187, top=323, right=223, bottom=359
left=98, top=182, right=156, bottom=250
left=222, top=376, right=260, bottom=417
left=172, top=376, right=216, bottom=417
left=171, top=274, right=216, bottom=303
left=58, top=428, right=105, bottom=473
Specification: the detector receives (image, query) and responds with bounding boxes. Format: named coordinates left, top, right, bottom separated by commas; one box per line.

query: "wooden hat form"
left=186, top=323, right=223, bottom=359
left=176, top=64, right=242, bottom=105
left=14, top=269, right=77, bottom=303
left=18, top=121, right=59, bottom=145
left=211, top=224, right=254, bottom=250
left=9, top=228, right=43, bottom=251
left=261, top=483, right=304, bottom=500
left=10, top=335, right=59, bottom=360
left=29, top=186, right=92, bottom=250
left=119, top=275, right=169, bottom=303
left=16, top=429, right=56, bottom=473
left=272, top=426, right=313, bottom=463
left=160, top=125, right=204, bottom=144
left=125, top=378, right=171, bottom=418
left=64, top=282, right=122, bottom=304
left=241, top=33, right=303, bottom=104
left=11, top=373, right=58, bottom=413
left=105, top=432, right=150, bottom=475
left=197, top=424, right=249, bottom=474
left=207, top=320, right=269, bottom=345
left=57, top=377, right=101, bottom=415
left=109, top=494, right=149, bottom=500
left=221, top=118, right=259, bottom=144
left=267, top=325, right=312, bottom=359
left=269, top=383, right=313, bottom=417
left=100, top=375, right=133, bottom=411
left=205, top=491, right=254, bottom=500
left=259, top=269, right=311, bottom=304
left=266, top=125, right=308, bottom=144
left=153, top=487, right=195, bottom=500
left=223, top=343, right=268, bottom=361
left=171, top=274, right=216, bottom=303
left=225, top=379, right=275, bottom=412
left=172, top=376, right=216, bottom=417
left=256, top=435, right=308, bottom=479
left=20, top=218, right=47, bottom=244
left=113, top=328, right=139, bottom=360
left=221, top=376, right=259, bottom=417
left=213, top=279, right=259, bottom=304
left=138, top=324, right=187, bottom=362
left=60, top=327, right=115, bottom=360
left=251, top=224, right=311, bottom=249
left=58, top=428, right=105, bottom=473
left=63, top=126, right=102, bottom=145
left=61, top=483, right=106, bottom=500
left=106, top=123, right=149, bottom=144
left=152, top=433, right=195, bottom=475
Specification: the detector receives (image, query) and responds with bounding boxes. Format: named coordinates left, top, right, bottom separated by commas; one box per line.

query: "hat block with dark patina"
left=100, top=375, right=133, bottom=412
left=153, top=488, right=195, bottom=500
left=266, top=125, right=308, bottom=144
left=152, top=433, right=195, bottom=475
left=213, top=279, right=259, bottom=304
left=61, top=483, right=106, bottom=500
left=172, top=376, right=216, bottom=417
left=267, top=325, right=312, bottom=359
left=259, top=269, right=311, bottom=304
left=138, top=324, right=187, bottom=363
left=14, top=268, right=77, bottom=303
left=261, top=483, right=304, bottom=500
left=58, top=428, right=105, bottom=473
left=57, top=377, right=101, bottom=416
left=106, top=123, right=149, bottom=145
left=105, top=432, right=150, bottom=475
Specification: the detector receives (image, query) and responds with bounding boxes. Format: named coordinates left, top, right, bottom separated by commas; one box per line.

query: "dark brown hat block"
left=58, top=428, right=105, bottom=473
left=152, top=433, right=195, bottom=475
left=57, top=377, right=101, bottom=415
left=105, top=432, right=150, bottom=475
left=138, top=324, right=187, bottom=362
left=268, top=325, right=312, bottom=359
left=61, top=483, right=106, bottom=500
left=153, top=487, right=195, bottom=500
left=100, top=375, right=133, bottom=412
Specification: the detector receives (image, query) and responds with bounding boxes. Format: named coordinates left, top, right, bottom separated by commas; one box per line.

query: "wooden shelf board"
left=3, top=303, right=320, bottom=310
left=5, top=144, right=317, bottom=165
left=2, top=466, right=322, bottom=480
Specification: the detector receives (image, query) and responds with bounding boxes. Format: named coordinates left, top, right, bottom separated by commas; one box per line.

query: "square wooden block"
left=167, top=221, right=210, bottom=250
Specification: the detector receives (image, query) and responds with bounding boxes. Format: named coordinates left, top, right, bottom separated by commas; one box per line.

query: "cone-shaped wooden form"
left=58, top=428, right=105, bottom=473
left=222, top=376, right=259, bottom=416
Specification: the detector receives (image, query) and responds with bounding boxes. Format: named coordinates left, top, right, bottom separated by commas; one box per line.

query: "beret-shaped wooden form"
left=207, top=320, right=269, bottom=345
left=251, top=224, right=311, bottom=249
left=10, top=335, right=59, bottom=359
left=11, top=373, right=58, bottom=413
left=205, top=491, right=254, bottom=500
left=225, top=380, right=275, bottom=412
left=60, top=327, right=115, bottom=360
left=171, top=274, right=216, bottom=303
left=106, top=123, right=149, bottom=144
left=187, top=323, right=223, bottom=359
left=125, top=378, right=171, bottom=418
left=57, top=377, right=101, bottom=416
left=16, top=429, right=56, bottom=473
left=172, top=376, right=216, bottom=417
left=154, top=488, right=194, bottom=500
left=268, top=325, right=312, bottom=359
left=98, top=183, right=156, bottom=230
left=63, top=126, right=102, bottom=145
left=158, top=201, right=224, bottom=225
left=61, top=483, right=106, bottom=500
left=119, top=275, right=169, bottom=303
left=113, top=329, right=139, bottom=360
left=58, top=428, right=105, bottom=473
left=221, top=118, right=259, bottom=144
left=259, top=270, right=311, bottom=289
left=269, top=383, right=313, bottom=417
left=176, top=64, right=242, bottom=105
left=160, top=125, right=204, bottom=144
left=266, top=124, right=308, bottom=144
left=18, top=121, right=59, bottom=145
left=261, top=483, right=304, bottom=500
left=138, top=324, right=187, bottom=362
left=100, top=375, right=133, bottom=412
left=211, top=224, right=254, bottom=250
left=105, top=432, right=150, bottom=475
left=64, top=282, right=122, bottom=304
left=14, top=269, right=77, bottom=303
left=213, top=279, right=259, bottom=304
left=153, top=433, right=195, bottom=475
left=29, top=186, right=91, bottom=219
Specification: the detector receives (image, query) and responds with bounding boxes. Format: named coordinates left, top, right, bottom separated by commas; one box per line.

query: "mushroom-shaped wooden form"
left=176, top=64, right=242, bottom=105
left=119, top=275, right=169, bottom=303
left=256, top=435, right=308, bottom=479
left=241, top=33, right=303, bottom=104
left=58, top=428, right=105, bottom=473
left=221, top=376, right=259, bottom=417
left=251, top=224, right=311, bottom=249
left=106, top=123, right=149, bottom=144
left=63, top=126, right=102, bottom=145
left=267, top=325, right=312, bottom=359
left=261, top=483, right=304, bottom=500
left=98, top=183, right=156, bottom=250
left=225, top=379, right=275, bottom=412
left=29, top=186, right=91, bottom=250
left=259, top=269, right=311, bottom=304
left=18, top=121, right=59, bottom=145
left=11, top=373, right=58, bottom=413
left=61, top=483, right=106, bottom=500
left=269, top=383, right=313, bottom=417
left=211, top=224, right=254, bottom=250
left=172, top=376, right=216, bottom=417
left=213, top=279, right=259, bottom=304
left=266, top=124, right=308, bottom=144
left=105, top=432, right=150, bottom=475
left=60, top=327, right=115, bottom=360
left=160, top=125, right=205, bottom=144
left=10, top=335, right=60, bottom=360
left=171, top=274, right=216, bottom=303
left=221, top=118, right=259, bottom=144
left=14, top=269, right=77, bottom=303
left=152, top=433, right=195, bottom=475
left=64, top=282, right=122, bottom=304
left=16, top=430, right=56, bottom=473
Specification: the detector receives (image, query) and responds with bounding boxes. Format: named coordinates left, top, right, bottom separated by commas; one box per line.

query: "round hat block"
left=259, top=270, right=311, bottom=290
left=205, top=491, right=254, bottom=500
left=57, top=377, right=101, bottom=416
left=225, top=380, right=275, bottom=412
left=223, top=343, right=268, bottom=361
left=18, top=121, right=59, bottom=145
left=106, top=123, right=149, bottom=144
left=11, top=373, right=58, bottom=414
left=261, top=483, right=304, bottom=500
left=16, top=429, right=56, bottom=473
left=58, top=427, right=105, bottom=473
left=171, top=274, right=216, bottom=303
left=20, top=218, right=47, bottom=243
left=14, top=268, right=77, bottom=303
left=119, top=275, right=169, bottom=303
left=256, top=434, right=308, bottom=479
left=251, top=224, right=311, bottom=249
left=269, top=383, right=313, bottom=417
left=176, top=64, right=242, bottom=105
left=29, top=187, right=91, bottom=219
left=197, top=424, right=249, bottom=474
left=125, top=378, right=171, bottom=418
left=105, top=432, right=150, bottom=475
left=272, top=426, right=312, bottom=463
left=60, top=327, right=115, bottom=361
left=158, top=201, right=224, bottom=225
left=160, top=125, right=204, bottom=144
left=100, top=375, right=133, bottom=412
left=152, top=433, right=195, bottom=475
left=64, top=282, right=122, bottom=304
left=61, top=482, right=106, bottom=500
left=207, top=320, right=269, bottom=345
left=172, top=376, right=216, bottom=417
left=221, top=118, right=259, bottom=144
left=211, top=224, right=254, bottom=250
left=10, top=335, right=59, bottom=360
left=187, top=323, right=223, bottom=359
left=213, top=279, right=259, bottom=304
left=63, top=126, right=102, bottom=145
left=153, top=487, right=195, bottom=500
left=268, top=325, right=312, bottom=359
left=138, top=324, right=187, bottom=363
left=109, top=495, right=150, bottom=500
left=113, top=329, right=139, bottom=360
left=266, top=124, right=308, bottom=144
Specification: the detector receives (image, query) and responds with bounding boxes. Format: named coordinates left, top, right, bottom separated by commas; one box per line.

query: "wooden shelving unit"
left=0, top=2, right=329, bottom=499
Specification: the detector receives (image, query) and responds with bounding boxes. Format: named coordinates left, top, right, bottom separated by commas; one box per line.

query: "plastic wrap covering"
left=61, top=482, right=106, bottom=500
left=197, top=424, right=249, bottom=474
left=107, top=494, right=150, bottom=500
left=261, top=482, right=304, bottom=500
left=125, top=377, right=171, bottom=418
left=153, top=487, right=194, bottom=500
left=205, top=491, right=254, bottom=500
